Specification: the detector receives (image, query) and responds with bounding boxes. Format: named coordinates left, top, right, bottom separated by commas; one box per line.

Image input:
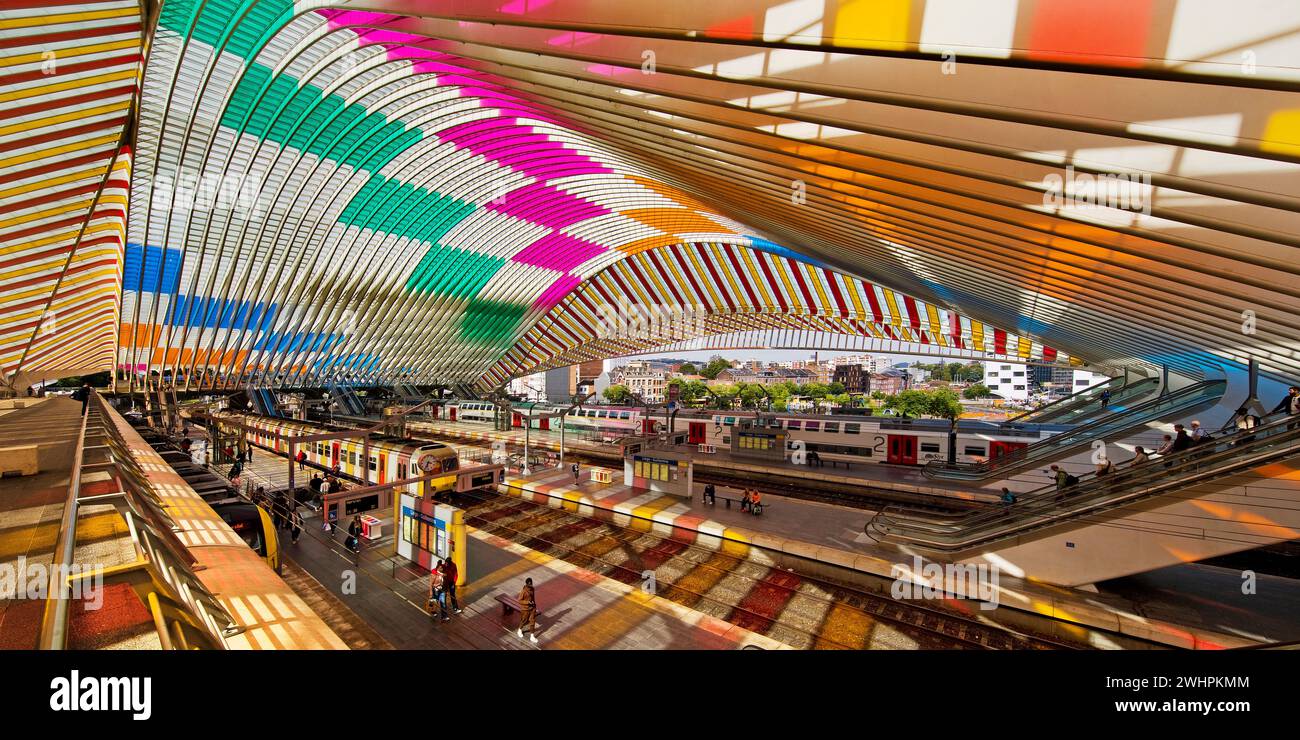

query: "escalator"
left=869, top=412, right=1300, bottom=553
left=1012, top=375, right=1159, bottom=425
left=924, top=378, right=1226, bottom=481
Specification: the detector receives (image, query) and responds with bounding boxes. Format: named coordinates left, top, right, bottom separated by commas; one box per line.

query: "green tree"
left=827, top=381, right=846, bottom=395
left=739, top=384, right=767, bottom=408
left=963, top=383, right=992, bottom=400
left=678, top=362, right=697, bottom=375
left=700, top=356, right=733, bottom=380
left=883, top=389, right=931, bottom=419
left=603, top=384, right=634, bottom=404
left=927, top=387, right=964, bottom=425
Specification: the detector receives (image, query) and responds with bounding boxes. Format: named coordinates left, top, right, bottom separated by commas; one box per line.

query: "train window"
left=805, top=422, right=820, bottom=432
left=824, top=422, right=839, bottom=433
left=786, top=420, right=801, bottom=430
left=620, top=412, right=631, bottom=419
left=348, top=451, right=357, bottom=466
left=964, top=446, right=986, bottom=456
left=920, top=443, right=940, bottom=453
left=724, top=417, right=736, bottom=426
left=368, top=456, right=377, bottom=471
left=844, top=423, right=860, bottom=434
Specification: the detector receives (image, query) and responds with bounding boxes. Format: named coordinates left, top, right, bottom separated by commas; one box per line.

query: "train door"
left=539, top=417, right=550, bottom=431
left=331, top=442, right=340, bottom=467
left=887, top=435, right=918, bottom=465
left=378, top=452, right=387, bottom=485
left=688, top=422, right=706, bottom=445
left=989, top=440, right=1028, bottom=459
left=512, top=412, right=522, bottom=428
left=449, top=406, right=457, bottom=421
left=642, top=418, right=656, bottom=434
left=430, top=405, right=440, bottom=420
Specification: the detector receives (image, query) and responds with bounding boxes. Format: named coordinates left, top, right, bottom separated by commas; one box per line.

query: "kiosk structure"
left=396, top=493, right=467, bottom=586
left=619, top=433, right=694, bottom=498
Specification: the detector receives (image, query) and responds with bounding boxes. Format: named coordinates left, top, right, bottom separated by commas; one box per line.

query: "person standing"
left=516, top=577, right=538, bottom=644
left=347, top=515, right=362, bottom=558
left=1273, top=386, right=1300, bottom=429
left=571, top=462, right=580, bottom=484
left=429, top=562, right=449, bottom=622
left=1130, top=446, right=1150, bottom=466
left=439, top=558, right=462, bottom=615
left=296, top=449, right=307, bottom=471
left=290, top=508, right=302, bottom=545
left=73, top=382, right=92, bottom=416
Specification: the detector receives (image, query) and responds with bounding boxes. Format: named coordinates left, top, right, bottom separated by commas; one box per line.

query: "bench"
left=495, top=593, right=539, bottom=618
left=704, top=494, right=767, bottom=515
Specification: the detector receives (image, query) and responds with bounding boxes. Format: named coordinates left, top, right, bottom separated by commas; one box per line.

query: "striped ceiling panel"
left=347, top=0, right=1300, bottom=386
left=485, top=241, right=1070, bottom=386
left=0, top=0, right=141, bottom=386
left=122, top=1, right=774, bottom=389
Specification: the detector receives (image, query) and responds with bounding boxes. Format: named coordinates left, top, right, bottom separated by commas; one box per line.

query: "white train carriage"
left=679, top=412, right=1052, bottom=467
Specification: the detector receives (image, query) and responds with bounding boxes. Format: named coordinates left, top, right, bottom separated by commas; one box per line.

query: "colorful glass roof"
left=2, top=1, right=1298, bottom=390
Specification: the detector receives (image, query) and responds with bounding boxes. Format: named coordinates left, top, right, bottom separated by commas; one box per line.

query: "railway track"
left=450, top=486, right=1079, bottom=650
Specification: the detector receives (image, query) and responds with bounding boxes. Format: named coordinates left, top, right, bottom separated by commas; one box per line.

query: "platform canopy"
left=2, top=1, right=1298, bottom=391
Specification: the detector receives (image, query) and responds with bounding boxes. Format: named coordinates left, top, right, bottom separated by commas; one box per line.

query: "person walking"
left=1098, top=388, right=1112, bottom=410
left=428, top=562, right=449, bottom=622
left=516, top=577, right=538, bottom=644
left=296, top=449, right=307, bottom=471
left=290, top=508, right=303, bottom=545
left=73, top=382, right=92, bottom=416
left=439, top=558, right=462, bottom=615
left=347, top=515, right=362, bottom=558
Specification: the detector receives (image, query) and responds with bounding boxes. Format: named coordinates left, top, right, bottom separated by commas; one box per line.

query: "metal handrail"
left=1023, top=376, right=1160, bottom=425
left=923, top=379, right=1225, bottom=480
left=37, top=394, right=93, bottom=650
left=872, top=413, right=1300, bottom=551
left=1009, top=374, right=1127, bottom=422
left=40, top=394, right=239, bottom=649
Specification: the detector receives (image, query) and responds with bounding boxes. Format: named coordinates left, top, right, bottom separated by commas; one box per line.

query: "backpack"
left=1065, top=474, right=1080, bottom=486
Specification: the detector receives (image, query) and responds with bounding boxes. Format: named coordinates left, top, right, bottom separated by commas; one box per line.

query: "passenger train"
left=436, top=401, right=1062, bottom=467
left=216, top=413, right=461, bottom=494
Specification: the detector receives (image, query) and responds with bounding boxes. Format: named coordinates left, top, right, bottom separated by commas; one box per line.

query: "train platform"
left=278, top=501, right=784, bottom=650
left=405, top=419, right=1001, bottom=503
left=498, top=467, right=1300, bottom=649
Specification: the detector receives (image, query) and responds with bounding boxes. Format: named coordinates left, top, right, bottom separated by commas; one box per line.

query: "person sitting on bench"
left=703, top=483, right=716, bottom=505
left=749, top=489, right=763, bottom=515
